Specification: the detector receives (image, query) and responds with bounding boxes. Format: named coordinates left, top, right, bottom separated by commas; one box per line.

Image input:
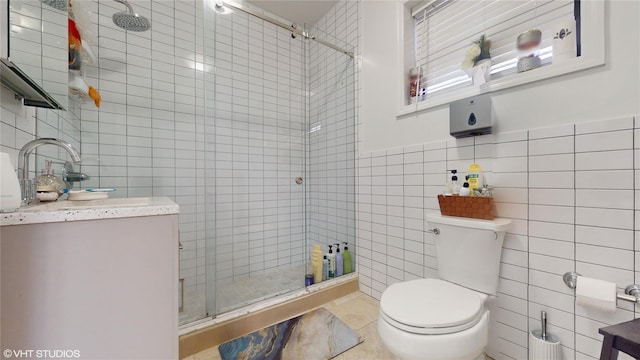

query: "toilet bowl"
left=378, top=278, right=489, bottom=360
left=377, top=213, right=511, bottom=360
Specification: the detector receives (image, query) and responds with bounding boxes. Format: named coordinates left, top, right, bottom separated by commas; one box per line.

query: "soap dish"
left=67, top=190, right=109, bottom=201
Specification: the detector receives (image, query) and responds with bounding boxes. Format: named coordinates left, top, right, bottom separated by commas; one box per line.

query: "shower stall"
left=34, top=0, right=356, bottom=327
left=185, top=0, right=356, bottom=324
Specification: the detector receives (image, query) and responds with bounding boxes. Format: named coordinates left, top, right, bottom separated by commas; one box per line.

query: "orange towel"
left=88, top=86, right=101, bottom=107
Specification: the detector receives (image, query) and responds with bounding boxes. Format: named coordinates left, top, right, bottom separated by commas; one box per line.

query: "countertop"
left=0, top=197, right=179, bottom=226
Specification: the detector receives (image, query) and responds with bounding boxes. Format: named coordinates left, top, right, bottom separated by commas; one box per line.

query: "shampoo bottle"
left=327, top=245, right=336, bottom=278
left=445, top=170, right=460, bottom=195
left=305, top=262, right=314, bottom=286
left=322, top=255, right=329, bottom=281
left=342, top=242, right=352, bottom=274
left=460, top=177, right=471, bottom=196
left=467, top=163, right=484, bottom=196
left=312, top=245, right=323, bottom=284
left=444, top=181, right=452, bottom=195
left=451, top=170, right=460, bottom=195
left=335, top=243, right=343, bottom=277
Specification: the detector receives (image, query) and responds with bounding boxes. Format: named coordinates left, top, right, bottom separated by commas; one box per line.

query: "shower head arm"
left=113, top=0, right=134, bottom=14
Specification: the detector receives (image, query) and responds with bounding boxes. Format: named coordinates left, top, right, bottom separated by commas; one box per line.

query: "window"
left=398, top=0, right=604, bottom=116
left=414, top=0, right=576, bottom=96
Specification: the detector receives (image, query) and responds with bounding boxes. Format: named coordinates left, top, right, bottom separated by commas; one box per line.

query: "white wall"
left=35, top=104, right=82, bottom=173
left=81, top=0, right=345, bottom=320
left=204, top=5, right=307, bottom=303
left=72, top=0, right=208, bottom=325
left=359, top=0, right=640, bottom=152
left=0, top=87, right=80, bottom=183
left=0, top=86, right=37, bottom=167
left=355, top=1, right=640, bottom=359
left=307, top=1, right=358, bottom=261
left=355, top=117, right=640, bottom=360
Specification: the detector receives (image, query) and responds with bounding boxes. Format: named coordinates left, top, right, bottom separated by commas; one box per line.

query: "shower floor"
left=216, top=264, right=305, bottom=314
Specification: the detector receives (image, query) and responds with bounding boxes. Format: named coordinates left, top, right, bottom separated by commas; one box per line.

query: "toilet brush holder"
left=529, top=311, right=562, bottom=360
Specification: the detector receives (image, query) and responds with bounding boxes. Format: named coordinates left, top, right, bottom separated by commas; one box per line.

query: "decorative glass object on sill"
left=465, top=59, right=492, bottom=87
left=517, top=29, right=542, bottom=73
left=461, top=34, right=492, bottom=86
left=408, top=66, right=426, bottom=104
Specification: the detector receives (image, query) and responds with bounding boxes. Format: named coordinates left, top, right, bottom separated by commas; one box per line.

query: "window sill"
left=396, top=56, right=605, bottom=118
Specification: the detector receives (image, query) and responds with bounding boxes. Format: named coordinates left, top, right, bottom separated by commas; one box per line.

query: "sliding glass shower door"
left=204, top=4, right=308, bottom=316
left=200, top=0, right=356, bottom=319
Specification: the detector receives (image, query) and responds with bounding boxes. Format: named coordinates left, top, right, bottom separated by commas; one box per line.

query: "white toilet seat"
left=378, top=278, right=491, bottom=360
left=380, top=307, right=483, bottom=335
left=380, top=278, right=486, bottom=335
left=378, top=309, right=489, bottom=360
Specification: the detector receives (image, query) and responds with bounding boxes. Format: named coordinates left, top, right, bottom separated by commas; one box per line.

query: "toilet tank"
left=426, top=213, right=511, bottom=295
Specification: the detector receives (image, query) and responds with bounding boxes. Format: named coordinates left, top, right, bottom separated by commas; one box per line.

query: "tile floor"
left=215, top=264, right=305, bottom=314
left=184, top=290, right=493, bottom=360
left=183, top=291, right=395, bottom=360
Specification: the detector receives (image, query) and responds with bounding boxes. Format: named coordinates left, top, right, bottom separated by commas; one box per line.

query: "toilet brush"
left=529, top=311, right=562, bottom=360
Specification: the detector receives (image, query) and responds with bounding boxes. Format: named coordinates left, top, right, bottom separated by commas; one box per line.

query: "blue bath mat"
left=218, top=307, right=362, bottom=360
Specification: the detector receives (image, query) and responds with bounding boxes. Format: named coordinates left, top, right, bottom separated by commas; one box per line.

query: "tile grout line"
left=572, top=124, right=578, bottom=358
left=634, top=115, right=637, bottom=319
left=526, top=129, right=530, bottom=358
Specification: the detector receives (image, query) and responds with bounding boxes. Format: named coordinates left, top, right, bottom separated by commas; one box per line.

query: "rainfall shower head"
left=112, top=0, right=151, bottom=32
left=41, top=0, right=68, bottom=12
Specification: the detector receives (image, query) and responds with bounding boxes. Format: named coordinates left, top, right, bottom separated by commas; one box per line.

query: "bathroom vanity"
left=0, top=197, right=179, bottom=359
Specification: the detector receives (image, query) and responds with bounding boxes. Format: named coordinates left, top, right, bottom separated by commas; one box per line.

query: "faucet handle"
left=62, top=161, right=89, bottom=189
left=64, top=172, right=89, bottom=182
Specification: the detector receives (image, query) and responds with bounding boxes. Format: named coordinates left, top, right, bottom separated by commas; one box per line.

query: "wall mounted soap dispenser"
left=449, top=93, right=492, bottom=138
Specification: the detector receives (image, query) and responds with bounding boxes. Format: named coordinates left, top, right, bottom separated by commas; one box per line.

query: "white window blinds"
left=414, top=0, right=575, bottom=95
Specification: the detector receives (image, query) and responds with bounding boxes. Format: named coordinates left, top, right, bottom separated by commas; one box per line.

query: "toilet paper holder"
left=563, top=271, right=640, bottom=303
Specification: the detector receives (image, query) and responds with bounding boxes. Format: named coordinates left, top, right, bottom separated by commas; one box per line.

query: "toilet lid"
left=380, top=279, right=483, bottom=332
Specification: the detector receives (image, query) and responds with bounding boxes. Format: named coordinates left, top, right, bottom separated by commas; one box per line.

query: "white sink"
left=23, top=197, right=153, bottom=212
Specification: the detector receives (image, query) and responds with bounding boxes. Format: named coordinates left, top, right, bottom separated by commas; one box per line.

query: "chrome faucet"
left=62, top=161, right=90, bottom=189
left=17, top=138, right=82, bottom=205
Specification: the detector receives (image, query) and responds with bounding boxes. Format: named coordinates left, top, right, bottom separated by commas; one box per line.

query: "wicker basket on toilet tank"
left=437, top=194, right=496, bottom=220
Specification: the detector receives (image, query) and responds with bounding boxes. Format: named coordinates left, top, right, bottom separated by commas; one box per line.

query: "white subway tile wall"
left=207, top=7, right=307, bottom=298
left=72, top=0, right=358, bottom=322
left=35, top=104, right=82, bottom=174
left=307, top=1, right=358, bottom=263
left=0, top=88, right=37, bottom=167
left=10, top=0, right=68, bottom=109
left=356, top=117, right=640, bottom=360
left=0, top=88, right=77, bottom=180
left=528, top=128, right=574, bottom=360
left=76, top=0, right=209, bottom=324
left=4, top=2, right=639, bottom=358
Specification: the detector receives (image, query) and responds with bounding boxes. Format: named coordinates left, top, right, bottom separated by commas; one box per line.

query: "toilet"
left=378, top=213, right=511, bottom=360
